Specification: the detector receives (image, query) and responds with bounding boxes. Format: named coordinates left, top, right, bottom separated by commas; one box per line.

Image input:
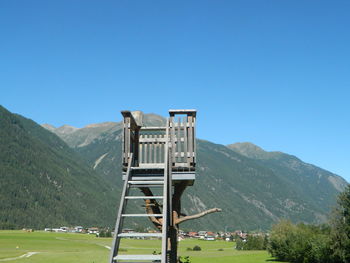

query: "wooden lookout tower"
left=109, top=109, right=197, bottom=263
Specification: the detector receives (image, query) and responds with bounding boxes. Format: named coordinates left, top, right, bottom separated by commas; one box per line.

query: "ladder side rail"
left=108, top=153, right=134, bottom=263
left=161, top=119, right=170, bottom=263
left=168, top=119, right=173, bottom=226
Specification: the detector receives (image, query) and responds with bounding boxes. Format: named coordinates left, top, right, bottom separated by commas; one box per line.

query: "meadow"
left=0, top=231, right=283, bottom=263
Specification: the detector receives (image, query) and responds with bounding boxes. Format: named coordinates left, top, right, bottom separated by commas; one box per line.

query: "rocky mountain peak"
left=227, top=142, right=269, bottom=159
left=55, top=124, right=79, bottom=134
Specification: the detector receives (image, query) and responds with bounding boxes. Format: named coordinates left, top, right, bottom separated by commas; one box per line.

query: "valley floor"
left=0, top=231, right=283, bottom=263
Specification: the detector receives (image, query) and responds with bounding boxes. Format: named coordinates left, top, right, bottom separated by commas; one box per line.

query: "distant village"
left=42, top=226, right=264, bottom=242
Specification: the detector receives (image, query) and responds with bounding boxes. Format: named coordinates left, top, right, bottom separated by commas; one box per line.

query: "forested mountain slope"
left=0, top=106, right=117, bottom=229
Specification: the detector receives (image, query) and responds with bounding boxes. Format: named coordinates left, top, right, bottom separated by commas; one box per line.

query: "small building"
left=205, top=236, right=215, bottom=241
left=74, top=226, right=84, bottom=233
left=198, top=231, right=207, bottom=239
left=88, top=227, right=99, bottom=234
left=122, top=228, right=135, bottom=233
left=60, top=226, right=68, bottom=232
left=187, top=231, right=198, bottom=238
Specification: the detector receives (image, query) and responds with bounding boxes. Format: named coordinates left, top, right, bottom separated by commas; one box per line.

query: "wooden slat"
left=169, top=109, right=197, bottom=116
left=140, top=126, right=166, bottom=131
left=193, top=116, right=196, bottom=164
left=139, top=134, right=143, bottom=164
left=170, top=117, right=176, bottom=162
left=183, top=116, right=188, bottom=163
left=143, top=134, right=148, bottom=164
left=188, top=115, right=193, bottom=162
left=153, top=134, right=158, bottom=163
left=148, top=134, right=154, bottom=163
left=177, top=117, right=181, bottom=163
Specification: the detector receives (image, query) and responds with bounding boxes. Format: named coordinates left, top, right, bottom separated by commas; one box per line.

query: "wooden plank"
left=140, top=126, right=166, bottom=131
left=148, top=134, right=154, bottom=163
left=170, top=117, right=175, bottom=163
left=153, top=134, right=158, bottom=163
left=160, top=137, right=164, bottom=163
left=193, top=116, right=196, bottom=165
left=143, top=134, right=148, bottom=164
left=125, top=118, right=130, bottom=163
left=188, top=115, right=193, bottom=163
left=121, top=110, right=139, bottom=130
left=183, top=115, right=188, bottom=164
left=169, top=109, right=197, bottom=116
left=139, top=134, right=143, bottom=163
left=177, top=117, right=181, bottom=163
left=138, top=163, right=165, bottom=168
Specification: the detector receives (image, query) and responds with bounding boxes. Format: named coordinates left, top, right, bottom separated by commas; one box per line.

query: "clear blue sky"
left=1, top=1, right=349, bottom=181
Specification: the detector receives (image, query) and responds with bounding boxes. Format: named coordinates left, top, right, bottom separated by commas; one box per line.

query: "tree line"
left=235, top=185, right=350, bottom=263
left=268, top=185, right=350, bottom=263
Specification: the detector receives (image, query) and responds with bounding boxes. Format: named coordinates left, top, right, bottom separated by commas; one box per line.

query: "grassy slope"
left=0, top=231, right=283, bottom=263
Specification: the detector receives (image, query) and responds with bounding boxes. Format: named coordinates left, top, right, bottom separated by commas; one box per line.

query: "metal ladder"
left=109, top=126, right=171, bottom=263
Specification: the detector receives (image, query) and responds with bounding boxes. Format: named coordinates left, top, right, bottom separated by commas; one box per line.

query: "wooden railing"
left=121, top=110, right=196, bottom=171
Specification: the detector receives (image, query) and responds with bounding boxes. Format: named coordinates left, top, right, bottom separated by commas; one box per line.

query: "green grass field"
left=0, top=231, right=283, bottom=263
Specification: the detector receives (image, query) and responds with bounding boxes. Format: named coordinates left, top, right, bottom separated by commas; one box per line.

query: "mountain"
left=0, top=106, right=117, bottom=229
left=227, top=142, right=347, bottom=218
left=43, top=114, right=348, bottom=231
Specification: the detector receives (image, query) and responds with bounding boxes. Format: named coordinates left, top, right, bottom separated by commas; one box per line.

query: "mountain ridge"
left=41, top=113, right=348, bottom=230
left=1, top=105, right=347, bottom=231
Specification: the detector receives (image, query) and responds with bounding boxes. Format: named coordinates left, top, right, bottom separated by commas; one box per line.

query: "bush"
left=105, top=230, right=112, bottom=237
left=218, top=248, right=224, bottom=251
left=236, top=235, right=266, bottom=250
left=186, top=247, right=193, bottom=251
left=178, top=256, right=191, bottom=263
left=192, top=245, right=201, bottom=251
left=268, top=220, right=332, bottom=263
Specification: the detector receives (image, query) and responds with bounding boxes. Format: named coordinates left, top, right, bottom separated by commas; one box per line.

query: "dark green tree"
left=330, top=185, right=350, bottom=263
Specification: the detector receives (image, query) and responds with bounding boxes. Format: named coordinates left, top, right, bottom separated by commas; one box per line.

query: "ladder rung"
left=129, top=184, right=163, bottom=188
left=125, top=196, right=163, bottom=200
left=130, top=176, right=164, bottom=181
left=114, top=255, right=162, bottom=261
left=118, top=232, right=162, bottom=238
left=131, top=166, right=164, bottom=170
left=122, top=214, right=163, bottom=217
left=128, top=181, right=164, bottom=185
